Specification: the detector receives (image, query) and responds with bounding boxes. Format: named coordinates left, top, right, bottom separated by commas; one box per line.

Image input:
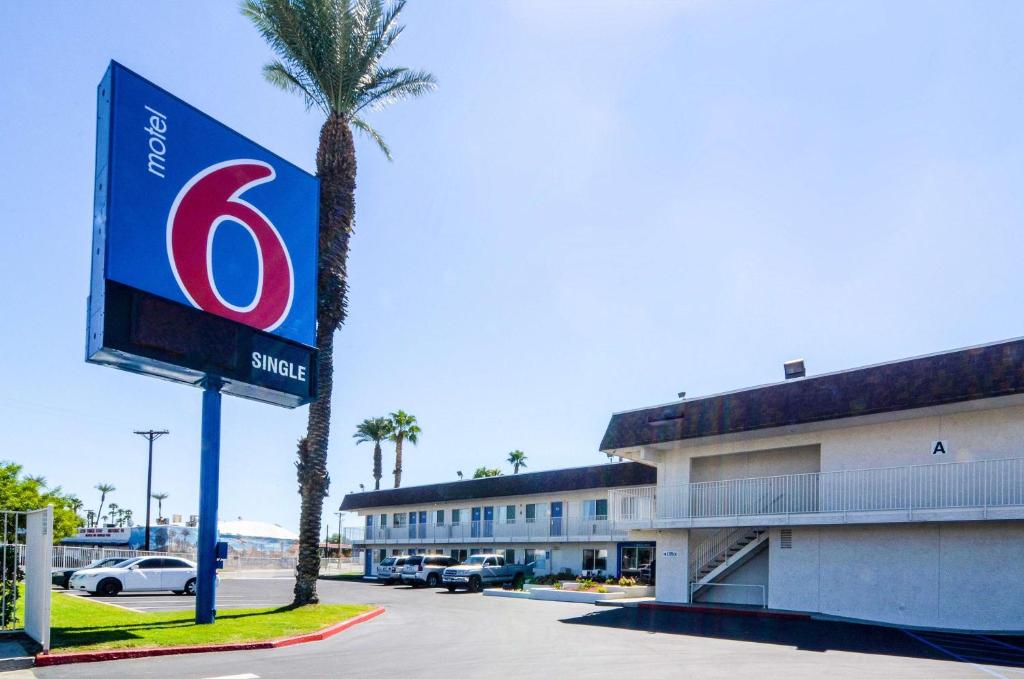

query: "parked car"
left=379, top=556, right=408, bottom=584
left=400, top=555, right=459, bottom=588
left=51, top=557, right=126, bottom=590
left=442, top=554, right=533, bottom=592
left=68, top=556, right=198, bottom=596
left=376, top=556, right=400, bottom=582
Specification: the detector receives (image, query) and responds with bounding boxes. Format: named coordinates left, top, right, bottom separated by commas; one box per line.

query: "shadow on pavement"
left=559, top=606, right=1024, bottom=669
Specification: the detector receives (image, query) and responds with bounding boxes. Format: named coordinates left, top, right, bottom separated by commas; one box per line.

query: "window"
left=469, top=548, right=481, bottom=555
left=450, top=549, right=468, bottom=562
left=378, top=549, right=386, bottom=562
left=505, top=505, right=516, bottom=523
left=583, top=499, right=608, bottom=520
left=164, top=559, right=191, bottom=568
left=137, top=558, right=163, bottom=569
left=380, top=513, right=388, bottom=527
left=504, top=549, right=516, bottom=564
left=451, top=509, right=461, bottom=526
left=525, top=504, right=536, bottom=522
left=582, top=549, right=608, bottom=572
left=436, top=510, right=445, bottom=525
left=393, top=513, right=407, bottom=527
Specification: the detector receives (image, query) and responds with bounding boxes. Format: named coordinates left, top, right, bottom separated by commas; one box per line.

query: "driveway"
left=26, top=579, right=1022, bottom=678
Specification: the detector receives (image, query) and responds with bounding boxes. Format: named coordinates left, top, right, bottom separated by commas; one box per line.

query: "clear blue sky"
left=2, top=1, right=1023, bottom=532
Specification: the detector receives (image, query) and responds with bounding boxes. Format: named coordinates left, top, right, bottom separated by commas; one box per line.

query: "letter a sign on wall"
left=87, top=62, right=319, bottom=407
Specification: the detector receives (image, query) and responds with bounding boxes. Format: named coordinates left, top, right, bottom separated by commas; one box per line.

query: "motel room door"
left=471, top=507, right=481, bottom=538
left=550, top=501, right=563, bottom=536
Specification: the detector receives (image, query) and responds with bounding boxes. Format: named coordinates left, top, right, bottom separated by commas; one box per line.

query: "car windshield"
left=114, top=558, right=141, bottom=568
left=464, top=556, right=490, bottom=565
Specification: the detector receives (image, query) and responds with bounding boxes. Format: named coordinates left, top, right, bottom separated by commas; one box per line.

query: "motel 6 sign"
left=87, top=62, right=319, bottom=407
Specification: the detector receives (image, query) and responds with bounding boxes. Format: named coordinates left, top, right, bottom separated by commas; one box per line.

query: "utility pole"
left=134, top=429, right=169, bottom=551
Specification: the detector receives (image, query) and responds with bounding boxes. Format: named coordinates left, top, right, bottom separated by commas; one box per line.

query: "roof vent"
left=783, top=359, right=805, bottom=380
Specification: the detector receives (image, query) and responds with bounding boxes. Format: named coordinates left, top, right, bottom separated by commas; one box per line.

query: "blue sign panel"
left=88, top=62, right=319, bottom=407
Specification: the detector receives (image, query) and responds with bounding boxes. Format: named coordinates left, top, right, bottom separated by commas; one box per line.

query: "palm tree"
left=68, top=497, right=83, bottom=517
left=354, top=417, right=393, bottom=490
left=243, top=0, right=435, bottom=605
left=388, top=410, right=421, bottom=488
left=95, top=483, right=115, bottom=526
left=507, top=450, right=528, bottom=474
left=151, top=492, right=169, bottom=522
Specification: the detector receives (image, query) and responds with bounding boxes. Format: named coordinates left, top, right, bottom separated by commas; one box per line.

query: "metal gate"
left=1, top=508, right=52, bottom=652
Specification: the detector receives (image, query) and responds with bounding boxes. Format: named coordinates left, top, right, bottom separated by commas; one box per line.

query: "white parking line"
left=904, top=630, right=1022, bottom=679
left=201, top=675, right=260, bottom=679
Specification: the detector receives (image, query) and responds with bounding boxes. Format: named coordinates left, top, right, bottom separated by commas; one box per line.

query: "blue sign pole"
left=196, top=377, right=223, bottom=624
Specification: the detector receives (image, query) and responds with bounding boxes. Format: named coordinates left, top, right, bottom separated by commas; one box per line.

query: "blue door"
left=418, top=511, right=427, bottom=539
left=408, top=511, right=417, bottom=539
left=471, top=507, right=481, bottom=538
left=483, top=506, right=494, bottom=538
left=550, top=502, right=563, bottom=536
left=363, top=516, right=374, bottom=576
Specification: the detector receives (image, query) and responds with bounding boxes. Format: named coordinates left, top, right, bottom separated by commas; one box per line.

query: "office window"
left=582, top=549, right=608, bottom=572
left=504, top=548, right=516, bottom=564
left=525, top=504, right=536, bottom=522
left=505, top=505, right=516, bottom=523
left=451, top=509, right=461, bottom=525
left=436, top=509, right=445, bottom=525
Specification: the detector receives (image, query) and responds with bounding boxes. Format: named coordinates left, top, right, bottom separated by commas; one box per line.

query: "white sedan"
left=68, top=556, right=197, bottom=596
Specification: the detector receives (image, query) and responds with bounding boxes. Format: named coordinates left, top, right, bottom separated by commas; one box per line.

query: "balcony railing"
left=610, top=456, right=1024, bottom=526
left=351, top=517, right=624, bottom=545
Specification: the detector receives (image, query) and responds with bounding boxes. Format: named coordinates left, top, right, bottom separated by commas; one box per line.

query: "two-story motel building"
left=342, top=337, right=1024, bottom=632
left=602, top=337, right=1024, bottom=632
left=340, top=463, right=658, bottom=579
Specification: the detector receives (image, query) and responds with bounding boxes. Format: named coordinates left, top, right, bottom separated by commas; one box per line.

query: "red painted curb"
left=35, top=607, right=384, bottom=667
left=637, top=602, right=811, bottom=621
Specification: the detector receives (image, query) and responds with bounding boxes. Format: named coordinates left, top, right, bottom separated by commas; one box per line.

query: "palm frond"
left=351, top=116, right=392, bottom=160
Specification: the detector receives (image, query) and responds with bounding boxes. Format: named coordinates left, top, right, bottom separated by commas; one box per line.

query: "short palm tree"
left=243, top=0, right=435, bottom=605
left=507, top=450, right=528, bottom=474
left=94, top=483, right=115, bottom=526
left=151, top=492, right=169, bottom=521
left=388, top=410, right=421, bottom=488
left=354, top=417, right=393, bottom=490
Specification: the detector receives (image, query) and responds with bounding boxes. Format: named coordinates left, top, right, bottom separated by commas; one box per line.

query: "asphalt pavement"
left=15, top=577, right=1024, bottom=679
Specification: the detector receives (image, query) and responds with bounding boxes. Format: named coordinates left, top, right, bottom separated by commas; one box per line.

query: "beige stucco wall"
left=689, top=445, right=820, bottom=483
left=768, top=522, right=1024, bottom=631
left=655, top=400, right=1024, bottom=486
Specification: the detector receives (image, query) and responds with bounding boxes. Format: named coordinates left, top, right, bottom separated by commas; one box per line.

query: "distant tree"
left=473, top=467, right=502, bottom=479
left=85, top=509, right=96, bottom=527
left=388, top=411, right=421, bottom=488
left=0, top=462, right=83, bottom=542
left=68, top=497, right=84, bottom=517
left=122, top=509, right=133, bottom=527
left=354, top=417, right=393, bottom=490
left=94, top=483, right=115, bottom=526
left=151, top=492, right=169, bottom=521
left=507, top=450, right=528, bottom=474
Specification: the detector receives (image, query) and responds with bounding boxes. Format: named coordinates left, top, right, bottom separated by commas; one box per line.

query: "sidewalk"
left=0, top=636, right=36, bottom=672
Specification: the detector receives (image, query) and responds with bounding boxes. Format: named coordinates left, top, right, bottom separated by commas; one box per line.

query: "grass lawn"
left=49, top=591, right=373, bottom=653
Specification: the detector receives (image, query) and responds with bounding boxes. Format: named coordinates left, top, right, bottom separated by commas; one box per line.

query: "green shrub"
left=552, top=581, right=563, bottom=590
left=596, top=586, right=607, bottom=593
left=617, top=576, right=638, bottom=587
left=576, top=578, right=596, bottom=591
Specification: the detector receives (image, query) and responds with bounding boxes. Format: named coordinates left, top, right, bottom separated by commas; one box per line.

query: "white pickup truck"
left=441, top=554, right=534, bottom=592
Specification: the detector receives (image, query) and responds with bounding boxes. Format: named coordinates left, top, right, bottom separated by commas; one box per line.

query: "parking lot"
left=28, top=577, right=1024, bottom=679
left=61, top=575, right=297, bottom=613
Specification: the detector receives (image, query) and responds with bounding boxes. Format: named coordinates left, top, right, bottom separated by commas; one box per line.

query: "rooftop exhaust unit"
left=784, top=359, right=806, bottom=380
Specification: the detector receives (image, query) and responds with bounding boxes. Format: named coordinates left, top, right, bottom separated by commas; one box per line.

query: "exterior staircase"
left=688, top=526, right=768, bottom=599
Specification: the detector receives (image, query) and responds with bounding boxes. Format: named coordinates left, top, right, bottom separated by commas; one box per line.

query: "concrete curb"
left=34, top=606, right=385, bottom=667
left=637, top=602, right=812, bottom=620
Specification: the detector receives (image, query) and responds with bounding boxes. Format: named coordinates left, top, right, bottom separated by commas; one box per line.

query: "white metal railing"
left=610, top=456, right=1024, bottom=524
left=688, top=526, right=751, bottom=579
left=355, top=516, right=627, bottom=545
left=690, top=582, right=766, bottom=608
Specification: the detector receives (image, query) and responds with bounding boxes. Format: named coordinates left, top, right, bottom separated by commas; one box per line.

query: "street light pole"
left=134, top=429, right=169, bottom=551
left=336, top=511, right=343, bottom=570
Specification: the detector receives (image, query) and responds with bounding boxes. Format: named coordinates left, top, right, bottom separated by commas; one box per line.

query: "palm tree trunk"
left=373, top=441, right=382, bottom=490
left=293, top=115, right=356, bottom=606
left=394, top=437, right=404, bottom=488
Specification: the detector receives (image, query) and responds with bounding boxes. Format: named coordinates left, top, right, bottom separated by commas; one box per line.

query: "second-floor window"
left=452, top=509, right=461, bottom=525
left=583, top=499, right=608, bottom=520
left=380, top=514, right=388, bottom=527
left=436, top=509, right=445, bottom=525
left=393, top=513, right=407, bottom=527
left=505, top=505, right=516, bottom=523
left=525, top=504, right=537, bottom=523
